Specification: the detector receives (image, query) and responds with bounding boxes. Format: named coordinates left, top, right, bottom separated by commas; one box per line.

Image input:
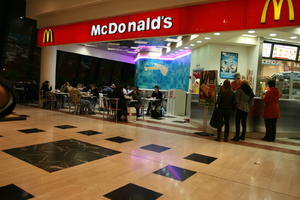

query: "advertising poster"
left=190, top=68, right=203, bottom=94
left=199, top=70, right=217, bottom=106
left=220, top=51, right=238, bottom=79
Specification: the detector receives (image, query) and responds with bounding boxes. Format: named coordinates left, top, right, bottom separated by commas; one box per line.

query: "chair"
left=68, top=93, right=81, bottom=114
left=103, top=97, right=120, bottom=122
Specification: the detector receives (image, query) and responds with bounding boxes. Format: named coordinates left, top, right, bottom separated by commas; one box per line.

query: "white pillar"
left=40, top=46, right=57, bottom=90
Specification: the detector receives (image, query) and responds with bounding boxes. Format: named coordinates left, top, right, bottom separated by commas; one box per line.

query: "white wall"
left=190, top=43, right=260, bottom=92
left=57, top=44, right=135, bottom=64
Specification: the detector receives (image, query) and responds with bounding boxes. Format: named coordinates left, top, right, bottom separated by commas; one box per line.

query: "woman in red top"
left=262, top=80, right=281, bottom=141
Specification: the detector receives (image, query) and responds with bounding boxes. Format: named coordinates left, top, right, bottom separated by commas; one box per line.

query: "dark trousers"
left=217, top=111, right=230, bottom=139
left=235, top=109, right=248, bottom=139
left=264, top=118, right=277, bottom=141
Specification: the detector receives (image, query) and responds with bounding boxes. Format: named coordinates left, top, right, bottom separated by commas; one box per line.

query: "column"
left=40, top=46, right=57, bottom=90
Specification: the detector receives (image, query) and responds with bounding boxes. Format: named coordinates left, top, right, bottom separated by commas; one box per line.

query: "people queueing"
left=216, top=80, right=235, bottom=142
left=262, top=79, right=281, bottom=142
left=231, top=81, right=255, bottom=141
left=231, top=73, right=242, bottom=92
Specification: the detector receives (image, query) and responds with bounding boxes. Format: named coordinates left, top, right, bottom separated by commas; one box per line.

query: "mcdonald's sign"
left=261, top=0, right=295, bottom=23
left=43, top=29, right=54, bottom=43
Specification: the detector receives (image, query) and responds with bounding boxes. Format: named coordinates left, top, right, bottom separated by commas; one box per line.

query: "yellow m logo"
left=261, top=0, right=295, bottom=23
left=43, top=29, right=54, bottom=43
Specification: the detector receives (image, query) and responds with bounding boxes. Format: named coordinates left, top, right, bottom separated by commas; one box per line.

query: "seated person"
left=146, top=85, right=163, bottom=115
left=89, top=84, right=99, bottom=107
left=131, top=87, right=142, bottom=117
left=40, top=80, right=52, bottom=98
left=103, top=83, right=116, bottom=96
left=69, top=87, right=95, bottom=114
left=60, top=82, right=70, bottom=93
left=109, top=84, right=128, bottom=121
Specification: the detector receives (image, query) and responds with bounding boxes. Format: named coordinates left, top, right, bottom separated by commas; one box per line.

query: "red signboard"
left=38, top=0, right=300, bottom=46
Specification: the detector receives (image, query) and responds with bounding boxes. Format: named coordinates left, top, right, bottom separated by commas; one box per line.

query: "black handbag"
left=210, top=107, right=224, bottom=129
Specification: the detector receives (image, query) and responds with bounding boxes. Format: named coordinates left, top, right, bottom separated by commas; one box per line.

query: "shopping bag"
left=210, top=107, right=224, bottom=128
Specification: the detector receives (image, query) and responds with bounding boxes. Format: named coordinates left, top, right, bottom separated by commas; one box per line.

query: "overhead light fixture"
left=214, top=32, right=221, bottom=36
left=204, top=37, right=211, bottom=40
left=19, top=17, right=23, bottom=19
left=196, top=40, right=203, bottom=43
left=271, top=38, right=286, bottom=42
left=134, top=40, right=148, bottom=44
left=190, top=44, right=195, bottom=47
left=107, top=43, right=120, bottom=46
left=242, top=34, right=257, bottom=38
left=290, top=36, right=298, bottom=40
left=127, top=51, right=137, bottom=54
left=190, top=34, right=199, bottom=40
left=165, top=37, right=181, bottom=43
left=248, top=30, right=256, bottom=34
left=179, top=49, right=185, bottom=51
left=130, top=46, right=139, bottom=49
left=269, top=33, right=277, bottom=37
left=184, top=47, right=189, bottom=49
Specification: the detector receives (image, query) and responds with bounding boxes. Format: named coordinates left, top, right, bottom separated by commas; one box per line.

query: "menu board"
left=262, top=43, right=272, bottom=58
left=272, top=44, right=298, bottom=60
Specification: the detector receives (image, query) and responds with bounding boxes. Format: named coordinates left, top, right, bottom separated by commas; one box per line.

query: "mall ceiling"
left=26, top=0, right=226, bottom=28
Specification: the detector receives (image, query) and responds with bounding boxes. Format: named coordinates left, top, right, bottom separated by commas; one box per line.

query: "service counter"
left=188, top=93, right=300, bottom=137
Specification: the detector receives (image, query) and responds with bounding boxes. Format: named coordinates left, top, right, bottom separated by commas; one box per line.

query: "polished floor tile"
left=184, top=153, right=217, bottom=164
left=104, top=183, right=162, bottom=200
left=3, top=139, right=121, bottom=172
left=106, top=136, right=133, bottom=143
left=55, top=125, right=77, bottom=129
left=0, top=184, right=34, bottom=200
left=140, top=144, right=171, bottom=153
left=18, top=128, right=45, bottom=134
left=77, top=130, right=103, bottom=136
left=153, top=165, right=197, bottom=181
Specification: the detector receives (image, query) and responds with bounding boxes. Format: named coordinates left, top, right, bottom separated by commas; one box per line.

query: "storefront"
left=36, top=0, right=300, bottom=134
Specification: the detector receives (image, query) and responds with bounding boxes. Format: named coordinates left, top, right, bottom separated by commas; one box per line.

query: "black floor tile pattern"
left=140, top=144, right=170, bottom=153
left=184, top=153, right=217, bottom=164
left=172, top=120, right=187, bottom=124
left=3, top=139, right=121, bottom=172
left=289, top=137, right=300, bottom=140
left=18, top=128, right=45, bottom=134
left=55, top=125, right=77, bottom=129
left=0, top=184, right=34, bottom=200
left=104, top=183, right=162, bottom=200
left=106, top=136, right=133, bottom=143
left=153, top=165, right=196, bottom=181
left=0, top=114, right=27, bottom=122
left=78, top=130, right=103, bottom=136
left=194, top=132, right=214, bottom=136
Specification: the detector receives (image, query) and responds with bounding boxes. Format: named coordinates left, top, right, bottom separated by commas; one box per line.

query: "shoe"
left=88, top=112, right=96, bottom=115
left=215, top=138, right=221, bottom=142
left=231, top=137, right=239, bottom=141
left=224, top=138, right=228, bottom=142
left=240, top=136, right=245, bottom=140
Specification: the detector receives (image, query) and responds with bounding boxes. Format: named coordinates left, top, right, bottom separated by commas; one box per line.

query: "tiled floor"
left=0, top=105, right=299, bottom=200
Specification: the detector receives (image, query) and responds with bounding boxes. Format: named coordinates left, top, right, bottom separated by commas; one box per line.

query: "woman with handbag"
left=215, top=80, right=235, bottom=142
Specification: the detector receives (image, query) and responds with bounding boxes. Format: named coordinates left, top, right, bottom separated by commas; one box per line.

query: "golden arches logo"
left=43, top=29, right=54, bottom=43
left=261, top=0, right=295, bottom=23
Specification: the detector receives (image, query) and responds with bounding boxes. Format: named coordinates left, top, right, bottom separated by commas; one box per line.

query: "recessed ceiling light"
left=242, top=34, right=257, bottom=38
left=184, top=47, right=189, bottom=49
left=196, top=40, right=203, bottom=43
left=248, top=30, right=256, bottom=34
left=19, top=17, right=23, bottom=19
left=190, top=44, right=195, bottom=47
left=127, top=51, right=137, bottom=54
left=290, top=36, right=298, bottom=40
left=190, top=34, right=199, bottom=40
left=204, top=37, right=211, bottom=40
left=134, top=40, right=148, bottom=44
left=269, top=33, right=277, bottom=37
left=272, top=38, right=286, bottom=42
left=130, top=46, right=139, bottom=49
left=214, top=32, right=221, bottom=36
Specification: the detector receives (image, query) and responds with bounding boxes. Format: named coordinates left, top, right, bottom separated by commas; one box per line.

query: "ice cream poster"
left=220, top=51, right=238, bottom=79
left=199, top=70, right=217, bottom=106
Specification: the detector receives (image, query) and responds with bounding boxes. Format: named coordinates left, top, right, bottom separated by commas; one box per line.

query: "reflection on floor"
left=0, top=105, right=299, bottom=200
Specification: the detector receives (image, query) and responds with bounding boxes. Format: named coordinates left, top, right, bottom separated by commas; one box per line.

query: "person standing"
left=231, top=81, right=254, bottom=141
left=262, top=80, right=281, bottom=142
left=231, top=73, right=242, bottom=92
left=216, top=80, right=235, bottom=142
